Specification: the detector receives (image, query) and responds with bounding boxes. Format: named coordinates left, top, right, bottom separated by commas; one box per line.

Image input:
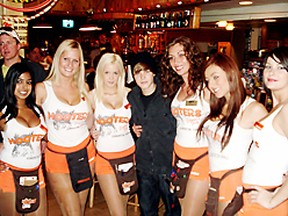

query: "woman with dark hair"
left=161, top=36, right=210, bottom=216
left=0, top=63, right=47, bottom=216
left=197, top=53, right=267, bottom=215
left=241, top=47, right=288, bottom=215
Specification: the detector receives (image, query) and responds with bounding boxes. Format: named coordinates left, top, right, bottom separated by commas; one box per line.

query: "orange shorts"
left=239, top=184, right=288, bottom=216
left=0, top=163, right=45, bottom=193
left=45, top=136, right=96, bottom=173
left=173, top=142, right=209, bottom=180
left=95, top=145, right=135, bottom=176
left=210, top=169, right=243, bottom=202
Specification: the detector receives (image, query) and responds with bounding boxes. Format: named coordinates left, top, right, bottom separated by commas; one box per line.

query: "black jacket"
left=128, top=81, right=176, bottom=175
left=0, top=57, right=47, bottom=102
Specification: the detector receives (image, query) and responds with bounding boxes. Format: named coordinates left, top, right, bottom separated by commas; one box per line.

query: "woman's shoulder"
left=273, top=102, right=288, bottom=138
left=241, top=97, right=268, bottom=127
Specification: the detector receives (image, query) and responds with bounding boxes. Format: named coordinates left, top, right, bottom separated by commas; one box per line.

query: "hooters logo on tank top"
left=47, top=110, right=89, bottom=130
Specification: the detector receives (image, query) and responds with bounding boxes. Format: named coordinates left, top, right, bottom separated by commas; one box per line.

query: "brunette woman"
left=241, top=47, right=288, bottom=215
left=161, top=36, right=210, bottom=216
left=198, top=53, right=267, bottom=215
left=0, top=63, right=47, bottom=216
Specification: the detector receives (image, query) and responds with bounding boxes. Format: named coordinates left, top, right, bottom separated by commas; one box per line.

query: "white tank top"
left=42, top=81, right=90, bottom=147
left=94, top=97, right=134, bottom=152
left=0, top=112, right=46, bottom=169
left=243, top=105, right=288, bottom=186
left=203, top=97, right=255, bottom=172
left=171, top=88, right=210, bottom=148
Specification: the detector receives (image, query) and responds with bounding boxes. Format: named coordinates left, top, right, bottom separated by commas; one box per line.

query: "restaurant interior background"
left=1, top=0, right=288, bottom=107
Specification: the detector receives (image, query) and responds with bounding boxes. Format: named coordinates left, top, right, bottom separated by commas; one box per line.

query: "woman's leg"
left=0, top=190, right=18, bottom=216
left=218, top=201, right=231, bottom=216
left=47, top=172, right=89, bottom=216
left=97, top=173, right=129, bottom=216
left=180, top=179, right=209, bottom=216
left=32, top=187, right=47, bottom=216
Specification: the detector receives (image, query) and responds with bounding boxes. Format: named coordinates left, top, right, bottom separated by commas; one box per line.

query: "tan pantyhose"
left=97, top=174, right=129, bottom=216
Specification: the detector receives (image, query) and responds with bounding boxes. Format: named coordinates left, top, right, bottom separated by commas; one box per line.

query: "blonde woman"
left=89, top=53, right=136, bottom=216
left=36, top=39, right=95, bottom=216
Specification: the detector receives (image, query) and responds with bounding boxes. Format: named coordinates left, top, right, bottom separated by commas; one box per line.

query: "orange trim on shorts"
left=174, top=142, right=209, bottom=180
left=95, top=145, right=135, bottom=176
left=0, top=163, right=45, bottom=193
left=45, top=136, right=96, bottom=173
left=210, top=169, right=243, bottom=202
left=239, top=184, right=288, bottom=216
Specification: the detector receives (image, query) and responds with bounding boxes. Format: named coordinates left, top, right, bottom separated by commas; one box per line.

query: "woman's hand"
left=90, top=125, right=100, bottom=141
left=0, top=161, right=8, bottom=172
left=248, top=186, right=278, bottom=209
left=132, top=124, right=142, bottom=138
left=40, top=135, right=48, bottom=154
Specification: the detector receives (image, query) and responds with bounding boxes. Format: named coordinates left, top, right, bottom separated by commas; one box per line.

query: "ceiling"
left=201, top=0, right=288, bottom=10
left=200, top=0, right=288, bottom=28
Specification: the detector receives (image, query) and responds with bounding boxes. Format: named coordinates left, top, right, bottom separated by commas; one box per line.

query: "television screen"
left=62, top=19, right=74, bottom=28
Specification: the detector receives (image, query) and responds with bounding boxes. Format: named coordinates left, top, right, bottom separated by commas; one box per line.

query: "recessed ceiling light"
left=264, top=19, right=276, bottom=22
left=156, top=4, right=161, bottom=8
left=239, top=1, right=253, bottom=6
left=216, top=20, right=227, bottom=27
left=226, top=23, right=235, bottom=31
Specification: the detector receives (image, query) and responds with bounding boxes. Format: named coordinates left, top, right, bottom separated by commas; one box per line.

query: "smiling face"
left=14, top=72, right=32, bottom=101
left=168, top=43, right=190, bottom=78
left=58, top=48, right=80, bottom=78
left=102, top=63, right=120, bottom=89
left=264, top=56, right=288, bottom=92
left=205, top=64, right=230, bottom=100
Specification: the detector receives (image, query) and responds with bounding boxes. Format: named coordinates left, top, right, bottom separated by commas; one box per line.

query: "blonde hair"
left=46, top=39, right=90, bottom=110
left=94, top=53, right=126, bottom=102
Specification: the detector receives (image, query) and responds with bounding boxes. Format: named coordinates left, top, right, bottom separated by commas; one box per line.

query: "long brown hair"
left=161, top=36, right=203, bottom=99
left=198, top=53, right=246, bottom=149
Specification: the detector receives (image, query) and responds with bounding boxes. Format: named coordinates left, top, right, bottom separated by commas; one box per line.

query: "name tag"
left=254, top=122, right=264, bottom=130
left=186, top=100, right=197, bottom=106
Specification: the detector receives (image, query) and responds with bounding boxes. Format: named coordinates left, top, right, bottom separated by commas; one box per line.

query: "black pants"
left=137, top=171, right=181, bottom=216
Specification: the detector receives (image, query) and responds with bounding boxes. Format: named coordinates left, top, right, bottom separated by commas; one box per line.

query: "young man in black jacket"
left=128, top=52, right=181, bottom=216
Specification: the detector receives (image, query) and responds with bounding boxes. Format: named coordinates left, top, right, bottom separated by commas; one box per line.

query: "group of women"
left=0, top=36, right=287, bottom=216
